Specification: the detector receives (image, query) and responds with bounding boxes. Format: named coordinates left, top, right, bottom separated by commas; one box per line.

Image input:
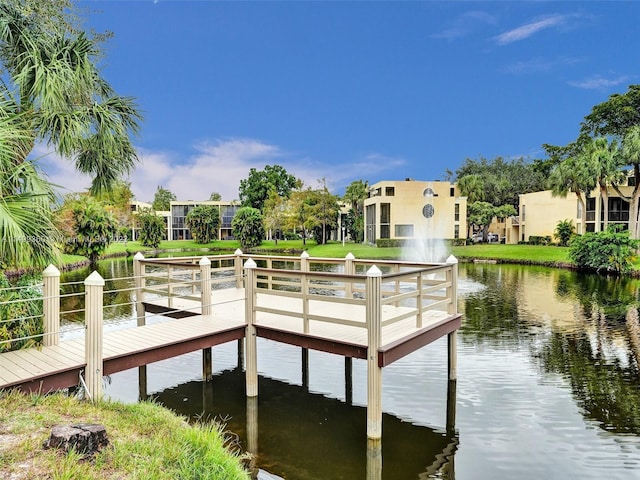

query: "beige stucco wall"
left=364, top=180, right=467, bottom=241
left=518, top=190, right=577, bottom=242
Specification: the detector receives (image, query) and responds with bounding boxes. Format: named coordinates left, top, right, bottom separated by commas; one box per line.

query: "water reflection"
left=152, top=367, right=458, bottom=480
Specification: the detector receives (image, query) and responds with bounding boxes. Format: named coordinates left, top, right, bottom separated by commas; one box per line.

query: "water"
left=59, top=256, right=640, bottom=479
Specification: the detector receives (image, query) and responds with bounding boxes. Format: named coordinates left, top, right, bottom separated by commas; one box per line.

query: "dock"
left=0, top=251, right=461, bottom=439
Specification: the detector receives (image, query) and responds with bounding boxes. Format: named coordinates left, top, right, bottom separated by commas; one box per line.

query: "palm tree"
left=621, top=125, right=640, bottom=238
left=0, top=103, right=59, bottom=269
left=0, top=4, right=142, bottom=194
left=548, top=154, right=597, bottom=234
left=0, top=4, right=141, bottom=269
left=588, top=137, right=623, bottom=232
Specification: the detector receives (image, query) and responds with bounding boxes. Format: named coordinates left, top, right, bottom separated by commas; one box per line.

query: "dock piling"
left=366, top=265, right=383, bottom=439
left=85, top=271, right=105, bottom=402
left=244, top=258, right=258, bottom=397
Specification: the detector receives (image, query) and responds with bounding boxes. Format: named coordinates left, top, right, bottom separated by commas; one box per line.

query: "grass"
left=0, top=390, right=249, bottom=480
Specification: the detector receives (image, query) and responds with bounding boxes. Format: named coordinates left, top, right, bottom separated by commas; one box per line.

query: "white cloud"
left=432, top=11, right=497, bottom=41
left=494, top=14, right=568, bottom=45
left=38, top=137, right=407, bottom=202
left=502, top=56, right=582, bottom=75
left=567, top=74, right=630, bottom=90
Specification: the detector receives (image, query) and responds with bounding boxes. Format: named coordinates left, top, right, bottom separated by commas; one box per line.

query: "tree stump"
left=43, top=424, right=109, bottom=456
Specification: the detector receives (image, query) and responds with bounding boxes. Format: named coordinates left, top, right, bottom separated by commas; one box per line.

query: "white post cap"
left=367, top=265, right=382, bottom=277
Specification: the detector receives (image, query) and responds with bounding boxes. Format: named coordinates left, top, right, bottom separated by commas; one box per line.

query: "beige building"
left=363, top=180, right=467, bottom=243
left=505, top=183, right=636, bottom=244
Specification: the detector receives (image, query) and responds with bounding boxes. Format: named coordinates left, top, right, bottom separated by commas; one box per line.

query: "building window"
left=422, top=204, right=435, bottom=219
left=454, top=203, right=460, bottom=221
left=521, top=205, right=526, bottom=222
left=380, top=203, right=390, bottom=239
left=450, top=187, right=455, bottom=197
left=423, top=188, right=435, bottom=197
left=365, top=204, right=376, bottom=244
left=395, top=224, right=414, bottom=237
left=385, top=187, right=395, bottom=196
left=454, top=224, right=459, bottom=239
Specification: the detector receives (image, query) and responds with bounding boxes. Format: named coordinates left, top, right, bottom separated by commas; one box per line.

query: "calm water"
left=59, top=257, right=640, bottom=479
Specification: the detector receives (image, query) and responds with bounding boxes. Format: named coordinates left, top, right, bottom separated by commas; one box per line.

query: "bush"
left=528, top=235, right=552, bottom=246
left=569, top=226, right=639, bottom=274
left=65, top=197, right=117, bottom=264
left=232, top=207, right=265, bottom=249
left=554, top=219, right=575, bottom=247
left=185, top=205, right=220, bottom=244
left=138, top=210, right=165, bottom=248
left=0, top=274, right=43, bottom=353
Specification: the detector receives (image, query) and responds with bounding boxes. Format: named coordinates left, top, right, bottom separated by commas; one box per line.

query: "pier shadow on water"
left=152, top=367, right=458, bottom=480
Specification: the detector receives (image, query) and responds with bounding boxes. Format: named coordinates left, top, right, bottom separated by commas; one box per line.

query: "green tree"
left=209, top=192, right=222, bottom=201
left=548, top=154, right=597, bottom=232
left=232, top=207, right=264, bottom=249
left=185, top=205, right=220, bottom=244
left=0, top=3, right=142, bottom=194
left=468, top=202, right=516, bottom=241
left=263, top=187, right=286, bottom=244
left=138, top=209, right=165, bottom=248
left=308, top=180, right=340, bottom=245
left=554, top=219, right=575, bottom=247
left=342, top=179, right=368, bottom=242
left=285, top=187, right=315, bottom=245
left=152, top=186, right=176, bottom=211
left=65, top=197, right=117, bottom=264
left=569, top=226, right=639, bottom=274
left=96, top=180, right=134, bottom=239
left=457, top=174, right=485, bottom=204
left=238, top=165, right=300, bottom=211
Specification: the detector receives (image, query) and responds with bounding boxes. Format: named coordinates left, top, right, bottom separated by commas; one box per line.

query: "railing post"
left=446, top=255, right=458, bottom=381
left=416, top=271, right=423, bottom=328
left=42, top=264, right=60, bottom=347
left=300, top=251, right=309, bottom=333
left=200, top=257, right=212, bottom=316
left=133, top=252, right=145, bottom=326
left=344, top=252, right=354, bottom=298
left=167, top=264, right=174, bottom=309
left=234, top=249, right=244, bottom=288
left=244, top=259, right=258, bottom=397
left=85, top=271, right=105, bottom=402
left=366, top=265, right=383, bottom=439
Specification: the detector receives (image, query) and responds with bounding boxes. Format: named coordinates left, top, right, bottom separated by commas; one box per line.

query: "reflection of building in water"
left=153, top=367, right=458, bottom=480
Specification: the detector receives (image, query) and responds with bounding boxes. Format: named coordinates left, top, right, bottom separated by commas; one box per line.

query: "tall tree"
left=309, top=179, right=340, bottom=245
left=152, top=186, right=176, bottom=211
left=238, top=164, right=300, bottom=211
left=232, top=207, right=264, bottom=249
left=209, top=192, right=222, bottom=201
left=342, top=179, right=368, bottom=242
left=262, top=186, right=286, bottom=243
left=457, top=174, right=485, bottom=204
left=548, top=154, right=597, bottom=233
left=0, top=3, right=142, bottom=194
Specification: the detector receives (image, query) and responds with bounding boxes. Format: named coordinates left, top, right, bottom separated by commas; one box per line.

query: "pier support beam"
left=43, top=265, right=60, bottom=347
left=345, top=357, right=353, bottom=405
left=446, top=255, right=459, bottom=381
left=366, top=265, right=383, bottom=439
left=244, top=259, right=258, bottom=397
left=85, top=271, right=105, bottom=402
left=203, top=347, right=213, bottom=382
left=344, top=252, right=355, bottom=298
left=234, top=249, right=243, bottom=288
left=302, top=348, right=309, bottom=391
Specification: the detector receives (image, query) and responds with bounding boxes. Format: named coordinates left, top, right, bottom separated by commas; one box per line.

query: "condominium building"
left=363, top=179, right=467, bottom=243
left=169, top=201, right=240, bottom=240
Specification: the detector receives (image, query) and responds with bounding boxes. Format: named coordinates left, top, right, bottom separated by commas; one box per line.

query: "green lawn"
left=103, top=239, right=574, bottom=266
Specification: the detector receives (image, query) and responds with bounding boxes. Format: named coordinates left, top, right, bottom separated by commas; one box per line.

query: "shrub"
left=554, top=219, right=575, bottom=247
left=568, top=226, right=639, bottom=274
left=232, top=207, right=264, bottom=249
left=0, top=274, right=43, bottom=353
left=138, top=209, right=165, bottom=248
left=186, top=205, right=220, bottom=244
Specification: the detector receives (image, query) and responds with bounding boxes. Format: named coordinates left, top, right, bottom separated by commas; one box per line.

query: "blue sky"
left=45, top=1, right=638, bottom=202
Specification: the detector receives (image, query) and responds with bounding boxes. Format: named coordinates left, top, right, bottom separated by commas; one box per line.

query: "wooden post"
left=366, top=438, right=382, bottom=480
left=244, top=258, right=258, bottom=397
left=446, top=255, right=458, bottom=381
left=138, top=365, right=148, bottom=402
left=246, top=396, right=259, bottom=476
left=234, top=249, right=243, bottom=288
left=366, top=265, right=383, bottom=439
left=416, top=271, right=423, bottom=328
left=84, top=271, right=104, bottom=402
left=167, top=265, right=174, bottom=309
left=302, top=348, right=309, bottom=392
left=344, top=252, right=354, bottom=298
left=203, top=347, right=213, bottom=382
left=42, top=264, right=60, bottom=347
left=300, top=251, right=309, bottom=333
left=200, top=257, right=212, bottom=316
left=133, top=252, right=145, bottom=326
left=237, top=338, right=245, bottom=370
left=345, top=357, right=353, bottom=405
left=446, top=378, right=457, bottom=434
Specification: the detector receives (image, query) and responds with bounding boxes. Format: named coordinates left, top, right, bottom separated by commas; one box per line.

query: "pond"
left=59, top=256, right=640, bottom=479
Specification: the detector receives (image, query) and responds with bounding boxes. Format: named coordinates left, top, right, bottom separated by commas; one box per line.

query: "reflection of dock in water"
left=153, top=367, right=458, bottom=480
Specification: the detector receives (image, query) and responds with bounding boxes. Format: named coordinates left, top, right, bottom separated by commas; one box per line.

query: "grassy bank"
left=0, top=390, right=249, bottom=480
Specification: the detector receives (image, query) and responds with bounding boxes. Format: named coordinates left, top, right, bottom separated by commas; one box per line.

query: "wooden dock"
left=0, top=252, right=461, bottom=439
